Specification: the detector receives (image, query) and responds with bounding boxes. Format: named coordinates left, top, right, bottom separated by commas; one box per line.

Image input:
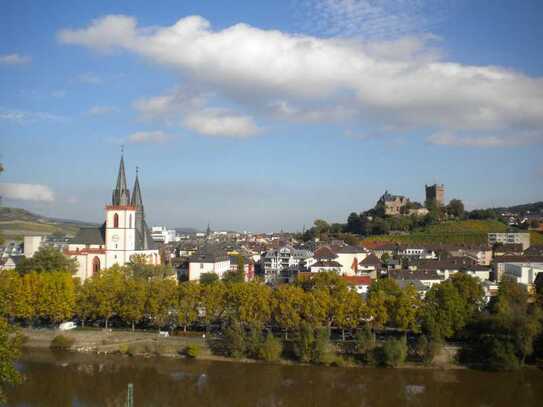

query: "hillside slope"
left=0, top=207, right=96, bottom=239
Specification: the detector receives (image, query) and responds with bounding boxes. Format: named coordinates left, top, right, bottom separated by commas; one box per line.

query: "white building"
left=503, top=262, right=543, bottom=288
left=488, top=232, right=530, bottom=250
left=263, top=246, right=313, bottom=282
left=188, top=246, right=230, bottom=281
left=65, top=155, right=160, bottom=281
left=151, top=226, right=177, bottom=244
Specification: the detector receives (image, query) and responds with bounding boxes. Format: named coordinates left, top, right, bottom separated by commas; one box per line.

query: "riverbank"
left=20, top=327, right=462, bottom=370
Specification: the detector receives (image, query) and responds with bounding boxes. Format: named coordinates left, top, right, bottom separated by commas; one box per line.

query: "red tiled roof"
left=341, top=275, right=373, bottom=286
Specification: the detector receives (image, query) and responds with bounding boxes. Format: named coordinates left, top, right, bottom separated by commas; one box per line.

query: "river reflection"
left=7, top=350, right=543, bottom=406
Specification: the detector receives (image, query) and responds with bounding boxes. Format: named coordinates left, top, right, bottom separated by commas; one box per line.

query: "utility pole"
left=126, top=383, right=133, bottom=407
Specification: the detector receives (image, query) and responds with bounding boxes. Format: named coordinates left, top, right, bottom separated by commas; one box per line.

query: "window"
left=113, top=213, right=119, bottom=228
left=92, top=257, right=101, bottom=276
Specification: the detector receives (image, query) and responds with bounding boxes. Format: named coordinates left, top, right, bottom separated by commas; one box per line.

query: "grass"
left=363, top=220, right=509, bottom=246
left=0, top=221, right=80, bottom=238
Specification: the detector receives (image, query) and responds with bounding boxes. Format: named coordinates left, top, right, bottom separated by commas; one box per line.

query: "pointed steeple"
left=112, top=153, right=130, bottom=205
left=130, top=167, right=143, bottom=209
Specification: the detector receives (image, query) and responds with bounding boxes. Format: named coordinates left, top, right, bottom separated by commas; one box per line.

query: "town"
left=1, top=154, right=543, bottom=376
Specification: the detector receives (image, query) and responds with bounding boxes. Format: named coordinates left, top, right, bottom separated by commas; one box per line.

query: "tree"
left=258, top=333, right=283, bottom=362
left=0, top=317, right=23, bottom=404
left=272, top=285, right=305, bottom=339
left=37, top=272, right=76, bottom=324
left=450, top=273, right=484, bottom=319
left=367, top=278, right=401, bottom=329
left=382, top=336, right=407, bottom=367
left=355, top=325, right=376, bottom=363
left=200, top=272, right=219, bottom=285
left=446, top=199, right=465, bottom=218
left=222, top=318, right=245, bottom=358
left=225, top=282, right=271, bottom=329
left=127, top=255, right=174, bottom=280
left=421, top=280, right=468, bottom=339
left=177, top=282, right=200, bottom=332
left=346, top=212, right=363, bottom=235
left=335, top=290, right=366, bottom=340
left=118, top=277, right=147, bottom=331
left=145, top=278, right=178, bottom=332
left=293, top=321, right=315, bottom=363
left=313, top=219, right=330, bottom=237
left=392, top=284, right=421, bottom=332
left=16, top=246, right=78, bottom=275
left=91, top=266, right=125, bottom=329
left=199, top=281, right=226, bottom=330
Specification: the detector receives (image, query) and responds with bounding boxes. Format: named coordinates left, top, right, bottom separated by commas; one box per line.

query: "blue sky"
left=1, top=0, right=542, bottom=232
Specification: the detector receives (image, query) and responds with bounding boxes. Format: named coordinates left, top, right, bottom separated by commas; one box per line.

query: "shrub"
left=118, top=343, right=129, bottom=354
left=382, top=337, right=407, bottom=367
left=293, top=322, right=315, bottom=363
left=355, top=326, right=376, bottom=363
left=312, top=328, right=335, bottom=366
left=185, top=344, right=201, bottom=359
left=244, top=327, right=264, bottom=359
left=50, top=335, right=75, bottom=351
left=415, top=335, right=442, bottom=365
left=258, top=334, right=283, bottom=362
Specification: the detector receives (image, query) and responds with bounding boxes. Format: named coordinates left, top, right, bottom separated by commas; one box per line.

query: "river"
left=6, top=349, right=543, bottom=406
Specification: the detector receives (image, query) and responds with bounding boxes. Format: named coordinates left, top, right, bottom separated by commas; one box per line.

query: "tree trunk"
left=105, top=318, right=108, bottom=330
left=342, top=329, right=345, bottom=342
left=184, top=325, right=187, bottom=333
left=132, top=321, right=135, bottom=332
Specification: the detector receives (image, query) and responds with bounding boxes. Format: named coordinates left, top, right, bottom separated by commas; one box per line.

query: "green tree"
left=382, top=336, right=407, bottom=367
left=177, top=282, right=200, bottom=332
left=37, top=272, right=76, bottom=324
left=222, top=318, right=245, bottom=358
left=446, top=199, right=465, bottom=218
left=200, top=272, right=219, bottom=285
left=0, top=317, right=23, bottom=404
left=118, top=277, right=147, bottom=331
left=392, top=284, right=421, bottom=332
left=293, top=321, right=316, bottom=363
left=258, top=333, right=283, bottom=362
left=16, top=246, right=78, bottom=275
left=272, top=285, right=305, bottom=339
left=127, top=255, right=174, bottom=280
left=225, top=282, right=272, bottom=329
left=92, top=266, right=125, bottom=329
left=146, top=278, right=178, bottom=332
left=355, top=325, right=376, bottom=363
left=200, top=281, right=226, bottom=331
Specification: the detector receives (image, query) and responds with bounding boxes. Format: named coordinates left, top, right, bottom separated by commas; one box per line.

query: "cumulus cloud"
left=126, top=130, right=173, bottom=144
left=134, top=87, right=259, bottom=137
left=88, top=105, right=117, bottom=115
left=0, top=53, right=31, bottom=65
left=0, top=183, right=55, bottom=202
left=59, top=15, right=543, bottom=146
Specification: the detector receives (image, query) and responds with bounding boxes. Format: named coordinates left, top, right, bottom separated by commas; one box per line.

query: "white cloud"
left=427, top=131, right=543, bottom=148
left=0, top=53, right=31, bottom=65
left=183, top=109, right=259, bottom=137
left=59, top=15, right=543, bottom=146
left=0, top=107, right=67, bottom=124
left=134, top=87, right=260, bottom=137
left=126, top=130, right=173, bottom=144
left=88, top=105, right=117, bottom=115
left=0, top=183, right=55, bottom=202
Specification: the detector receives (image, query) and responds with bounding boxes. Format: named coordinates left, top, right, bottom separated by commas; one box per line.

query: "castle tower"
left=425, top=184, right=445, bottom=206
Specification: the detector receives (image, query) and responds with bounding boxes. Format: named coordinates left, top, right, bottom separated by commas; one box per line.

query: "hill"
left=0, top=207, right=97, bottom=240
left=362, top=220, right=518, bottom=246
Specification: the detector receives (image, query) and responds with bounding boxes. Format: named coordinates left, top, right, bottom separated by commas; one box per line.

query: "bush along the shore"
left=2, top=260, right=543, bottom=370
left=184, top=344, right=201, bottom=359
left=50, top=335, right=75, bottom=351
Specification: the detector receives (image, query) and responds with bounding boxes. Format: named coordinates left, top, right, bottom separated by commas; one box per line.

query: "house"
left=262, top=246, right=313, bottom=282
left=187, top=246, right=230, bottom=281
left=397, top=245, right=437, bottom=259
left=488, top=232, right=530, bottom=250
left=448, top=245, right=493, bottom=266
left=0, top=255, right=24, bottom=271
left=310, top=260, right=342, bottom=273
left=229, top=255, right=255, bottom=281
left=313, top=245, right=368, bottom=276
left=341, top=275, right=373, bottom=295
left=389, top=270, right=444, bottom=288
left=363, top=242, right=399, bottom=259
left=396, top=279, right=429, bottom=299
left=357, top=253, right=381, bottom=279
left=493, top=243, right=524, bottom=256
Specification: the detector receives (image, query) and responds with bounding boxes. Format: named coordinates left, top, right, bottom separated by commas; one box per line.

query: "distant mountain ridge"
left=0, top=207, right=97, bottom=239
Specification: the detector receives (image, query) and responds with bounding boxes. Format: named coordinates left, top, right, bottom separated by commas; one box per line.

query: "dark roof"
left=359, top=253, right=381, bottom=267
left=314, top=246, right=338, bottom=260
left=494, top=255, right=543, bottom=264
left=396, top=279, right=428, bottom=291
left=335, top=245, right=364, bottom=254
left=189, top=245, right=228, bottom=263
left=390, top=270, right=443, bottom=281
left=71, top=224, right=106, bottom=245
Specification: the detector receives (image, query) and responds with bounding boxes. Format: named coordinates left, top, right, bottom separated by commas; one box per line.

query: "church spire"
left=131, top=167, right=143, bottom=209
left=112, top=151, right=130, bottom=205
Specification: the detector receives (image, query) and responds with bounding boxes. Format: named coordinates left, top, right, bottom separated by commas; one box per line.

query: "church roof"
left=131, top=173, right=143, bottom=208
left=112, top=155, right=130, bottom=205
left=71, top=224, right=106, bottom=245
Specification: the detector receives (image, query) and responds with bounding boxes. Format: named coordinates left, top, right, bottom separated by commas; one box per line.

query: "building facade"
left=425, top=184, right=445, bottom=206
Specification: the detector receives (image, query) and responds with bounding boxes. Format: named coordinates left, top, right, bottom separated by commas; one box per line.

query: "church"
left=65, top=155, right=159, bottom=281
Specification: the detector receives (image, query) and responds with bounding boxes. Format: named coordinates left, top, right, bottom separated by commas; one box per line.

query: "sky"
left=0, top=0, right=542, bottom=232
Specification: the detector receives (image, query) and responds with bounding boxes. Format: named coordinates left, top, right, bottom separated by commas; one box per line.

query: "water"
left=6, top=349, right=543, bottom=406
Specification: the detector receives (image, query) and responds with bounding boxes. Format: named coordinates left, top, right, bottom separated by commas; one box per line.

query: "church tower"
left=131, top=169, right=154, bottom=250
left=105, top=154, right=136, bottom=265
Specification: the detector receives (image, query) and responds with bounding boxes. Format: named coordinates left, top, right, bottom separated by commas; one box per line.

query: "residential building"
left=341, top=275, right=373, bottom=295
left=357, top=253, right=381, bottom=279
left=389, top=270, right=444, bottom=288
left=187, top=246, right=230, bottom=281
left=503, top=262, right=543, bottom=291
left=229, top=255, right=255, bottom=281
left=150, top=226, right=177, bottom=244
left=488, top=232, right=530, bottom=250
left=64, top=155, right=160, bottom=281
left=493, top=255, right=543, bottom=281
left=262, top=246, right=313, bottom=282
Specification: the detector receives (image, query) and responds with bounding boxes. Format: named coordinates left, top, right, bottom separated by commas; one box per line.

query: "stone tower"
left=425, top=184, right=445, bottom=206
